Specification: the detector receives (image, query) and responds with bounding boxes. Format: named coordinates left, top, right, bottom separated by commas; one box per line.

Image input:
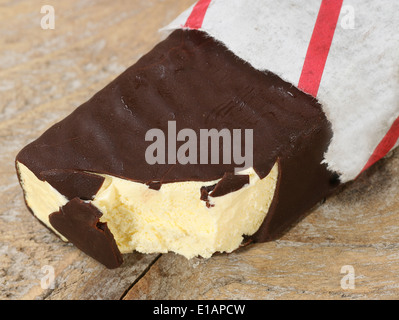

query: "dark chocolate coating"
left=49, top=198, right=123, bottom=269
left=40, top=169, right=104, bottom=201
left=16, top=29, right=339, bottom=267
left=200, top=172, right=250, bottom=208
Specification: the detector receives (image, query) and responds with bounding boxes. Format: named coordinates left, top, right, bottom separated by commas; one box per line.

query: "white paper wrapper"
left=162, top=0, right=399, bottom=183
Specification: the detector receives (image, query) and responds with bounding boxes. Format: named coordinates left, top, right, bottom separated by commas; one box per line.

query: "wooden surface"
left=1, top=0, right=399, bottom=300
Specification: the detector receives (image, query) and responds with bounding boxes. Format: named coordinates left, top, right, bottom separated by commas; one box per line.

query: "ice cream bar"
left=16, top=29, right=339, bottom=268
left=16, top=0, right=399, bottom=268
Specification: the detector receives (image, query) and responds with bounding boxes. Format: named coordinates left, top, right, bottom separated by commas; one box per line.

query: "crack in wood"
left=119, top=254, right=162, bottom=300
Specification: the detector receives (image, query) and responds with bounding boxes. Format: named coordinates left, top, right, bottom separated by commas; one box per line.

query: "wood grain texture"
left=1, top=0, right=399, bottom=300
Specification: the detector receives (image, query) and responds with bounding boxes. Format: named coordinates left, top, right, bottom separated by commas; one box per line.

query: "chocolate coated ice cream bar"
left=16, top=30, right=339, bottom=268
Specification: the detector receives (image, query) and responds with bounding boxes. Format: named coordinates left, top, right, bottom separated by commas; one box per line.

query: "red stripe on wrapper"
left=184, top=0, right=212, bottom=29
left=298, top=0, right=343, bottom=97
left=360, top=116, right=399, bottom=174
left=182, top=0, right=398, bottom=176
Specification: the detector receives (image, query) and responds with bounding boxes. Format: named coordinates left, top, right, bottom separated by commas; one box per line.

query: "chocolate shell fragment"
left=49, top=198, right=123, bottom=269
left=40, top=169, right=105, bottom=201
left=16, top=29, right=339, bottom=268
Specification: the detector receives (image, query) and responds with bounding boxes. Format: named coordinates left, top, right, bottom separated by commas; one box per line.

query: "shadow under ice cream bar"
left=15, top=0, right=399, bottom=268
